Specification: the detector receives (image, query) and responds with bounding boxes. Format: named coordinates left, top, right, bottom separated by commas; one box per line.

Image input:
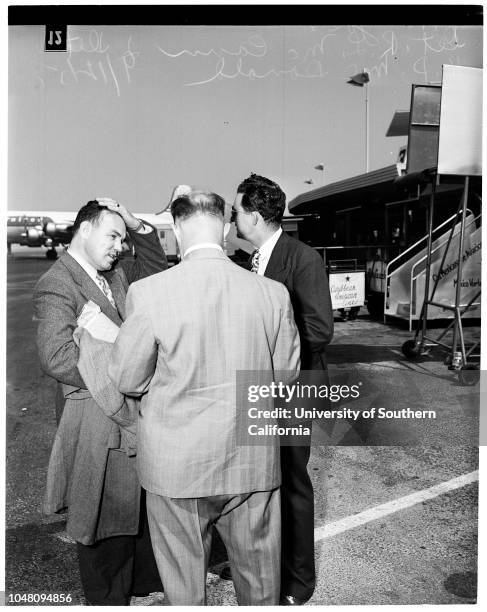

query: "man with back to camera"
left=108, top=190, right=301, bottom=605
left=231, top=174, right=334, bottom=605
left=33, top=198, right=166, bottom=605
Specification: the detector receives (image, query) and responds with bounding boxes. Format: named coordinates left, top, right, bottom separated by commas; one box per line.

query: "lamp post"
left=347, top=70, right=370, bottom=173
left=314, top=163, right=325, bottom=185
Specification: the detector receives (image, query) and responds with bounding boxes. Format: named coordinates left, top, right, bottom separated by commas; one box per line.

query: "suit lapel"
left=59, top=254, right=123, bottom=326
left=105, top=270, right=127, bottom=321
left=264, top=233, right=289, bottom=283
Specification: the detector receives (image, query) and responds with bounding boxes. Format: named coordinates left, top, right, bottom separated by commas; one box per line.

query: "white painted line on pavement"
left=52, top=531, right=76, bottom=544
left=315, top=470, right=479, bottom=541
left=49, top=472, right=479, bottom=546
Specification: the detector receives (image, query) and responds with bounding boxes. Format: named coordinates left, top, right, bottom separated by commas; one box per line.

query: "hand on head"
left=96, top=197, right=124, bottom=215
left=96, top=198, right=141, bottom=232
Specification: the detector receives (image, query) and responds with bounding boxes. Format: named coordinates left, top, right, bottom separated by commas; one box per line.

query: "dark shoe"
left=220, top=566, right=232, bottom=581
left=280, top=595, right=306, bottom=605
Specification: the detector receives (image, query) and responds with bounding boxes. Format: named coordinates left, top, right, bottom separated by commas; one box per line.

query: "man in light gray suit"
left=109, top=191, right=301, bottom=605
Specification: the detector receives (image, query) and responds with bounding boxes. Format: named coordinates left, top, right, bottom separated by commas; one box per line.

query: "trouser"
left=146, top=488, right=281, bottom=605
left=280, top=444, right=315, bottom=601
left=76, top=491, right=163, bottom=605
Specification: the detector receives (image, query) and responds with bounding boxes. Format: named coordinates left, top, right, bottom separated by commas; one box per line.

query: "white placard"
left=329, top=272, right=365, bottom=310
left=437, top=65, right=482, bottom=176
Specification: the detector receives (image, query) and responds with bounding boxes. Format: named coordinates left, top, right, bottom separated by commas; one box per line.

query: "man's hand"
left=96, top=197, right=143, bottom=231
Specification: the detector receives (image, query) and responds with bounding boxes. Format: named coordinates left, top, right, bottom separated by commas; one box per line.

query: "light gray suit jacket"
left=109, top=248, right=301, bottom=498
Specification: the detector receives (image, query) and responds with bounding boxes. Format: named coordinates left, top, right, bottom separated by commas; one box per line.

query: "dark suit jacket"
left=34, top=228, right=167, bottom=544
left=263, top=232, right=333, bottom=370
left=263, top=232, right=331, bottom=600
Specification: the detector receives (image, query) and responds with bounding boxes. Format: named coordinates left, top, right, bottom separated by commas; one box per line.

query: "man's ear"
left=252, top=211, right=261, bottom=226
left=79, top=220, right=92, bottom=239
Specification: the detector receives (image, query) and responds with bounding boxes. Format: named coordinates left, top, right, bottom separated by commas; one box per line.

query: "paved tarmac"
left=5, top=248, right=480, bottom=605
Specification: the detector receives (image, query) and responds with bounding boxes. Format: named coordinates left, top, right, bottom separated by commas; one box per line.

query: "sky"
left=8, top=20, right=483, bottom=214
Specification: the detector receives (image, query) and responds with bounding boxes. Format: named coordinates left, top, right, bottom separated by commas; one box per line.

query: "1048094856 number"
left=8, top=593, right=73, bottom=604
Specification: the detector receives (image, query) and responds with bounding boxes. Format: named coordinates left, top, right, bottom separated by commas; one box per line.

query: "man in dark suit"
left=34, top=199, right=167, bottom=605
left=232, top=174, right=334, bottom=605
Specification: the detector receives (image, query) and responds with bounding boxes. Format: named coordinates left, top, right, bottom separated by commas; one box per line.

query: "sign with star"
left=329, top=271, right=365, bottom=310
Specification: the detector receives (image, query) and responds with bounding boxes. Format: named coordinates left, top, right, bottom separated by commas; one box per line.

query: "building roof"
left=288, top=164, right=403, bottom=215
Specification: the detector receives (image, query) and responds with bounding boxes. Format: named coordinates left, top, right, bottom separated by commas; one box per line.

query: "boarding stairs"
left=384, top=210, right=481, bottom=331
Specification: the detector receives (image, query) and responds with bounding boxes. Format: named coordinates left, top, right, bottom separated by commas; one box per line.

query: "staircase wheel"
left=458, top=365, right=480, bottom=387
left=402, top=339, right=421, bottom=359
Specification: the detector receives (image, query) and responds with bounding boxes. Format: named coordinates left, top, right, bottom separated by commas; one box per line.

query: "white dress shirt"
left=255, top=227, right=282, bottom=275
left=67, top=249, right=116, bottom=307
left=183, top=243, right=224, bottom=258
left=67, top=249, right=99, bottom=284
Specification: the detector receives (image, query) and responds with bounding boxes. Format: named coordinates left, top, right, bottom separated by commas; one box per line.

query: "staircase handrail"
left=410, top=212, right=480, bottom=282
left=384, top=209, right=474, bottom=283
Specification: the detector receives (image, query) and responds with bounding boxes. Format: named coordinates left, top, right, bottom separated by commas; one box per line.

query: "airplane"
left=7, top=211, right=76, bottom=259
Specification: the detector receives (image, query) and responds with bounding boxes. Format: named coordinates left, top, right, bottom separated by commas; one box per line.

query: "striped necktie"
left=251, top=249, right=260, bottom=274
left=96, top=273, right=116, bottom=308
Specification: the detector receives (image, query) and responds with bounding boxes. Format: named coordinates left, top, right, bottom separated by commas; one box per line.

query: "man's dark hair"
left=237, top=173, right=286, bottom=227
left=171, top=191, right=225, bottom=222
left=72, top=200, right=120, bottom=236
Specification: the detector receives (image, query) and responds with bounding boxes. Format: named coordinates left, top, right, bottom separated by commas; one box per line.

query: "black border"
left=8, top=5, right=484, bottom=26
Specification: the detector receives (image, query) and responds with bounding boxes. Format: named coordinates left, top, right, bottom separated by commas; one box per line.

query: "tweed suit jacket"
left=34, top=228, right=167, bottom=543
left=109, top=248, right=301, bottom=498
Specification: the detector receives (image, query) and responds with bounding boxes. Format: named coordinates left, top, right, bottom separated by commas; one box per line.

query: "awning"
left=288, top=164, right=402, bottom=215
left=386, top=110, right=410, bottom=137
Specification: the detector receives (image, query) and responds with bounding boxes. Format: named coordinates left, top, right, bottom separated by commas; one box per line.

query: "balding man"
left=109, top=191, right=301, bottom=605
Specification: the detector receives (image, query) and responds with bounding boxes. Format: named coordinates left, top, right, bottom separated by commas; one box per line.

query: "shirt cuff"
left=131, top=220, right=153, bottom=235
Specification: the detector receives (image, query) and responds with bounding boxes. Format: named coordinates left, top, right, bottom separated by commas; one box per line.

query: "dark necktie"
left=251, top=249, right=260, bottom=274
